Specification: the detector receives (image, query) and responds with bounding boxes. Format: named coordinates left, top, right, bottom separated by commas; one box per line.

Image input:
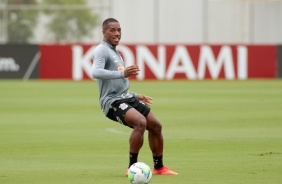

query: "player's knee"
left=149, top=120, right=162, bottom=134
left=134, top=117, right=147, bottom=132
left=154, top=121, right=162, bottom=133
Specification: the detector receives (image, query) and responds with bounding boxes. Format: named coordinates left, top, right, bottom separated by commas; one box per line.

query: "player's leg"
left=146, top=111, right=179, bottom=175
left=125, top=99, right=164, bottom=166
left=146, top=112, right=164, bottom=166
left=108, top=100, right=146, bottom=174
left=124, top=108, right=147, bottom=154
left=146, top=112, right=163, bottom=156
left=123, top=108, right=148, bottom=174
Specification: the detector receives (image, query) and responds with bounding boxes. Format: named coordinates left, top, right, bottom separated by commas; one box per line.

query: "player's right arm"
left=92, top=46, right=124, bottom=80
left=92, top=46, right=140, bottom=79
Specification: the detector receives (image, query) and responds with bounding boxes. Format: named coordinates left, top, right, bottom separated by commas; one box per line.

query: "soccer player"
left=91, top=18, right=178, bottom=176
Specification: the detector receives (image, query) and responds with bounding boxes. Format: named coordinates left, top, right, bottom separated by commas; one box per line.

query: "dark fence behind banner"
left=1, top=44, right=281, bottom=80
left=0, top=45, right=39, bottom=79
left=278, top=45, right=282, bottom=78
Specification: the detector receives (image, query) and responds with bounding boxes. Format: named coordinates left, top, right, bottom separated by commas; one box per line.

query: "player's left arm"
left=136, top=94, right=153, bottom=107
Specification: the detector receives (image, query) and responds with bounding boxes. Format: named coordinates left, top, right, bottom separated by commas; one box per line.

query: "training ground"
left=0, top=80, right=282, bottom=184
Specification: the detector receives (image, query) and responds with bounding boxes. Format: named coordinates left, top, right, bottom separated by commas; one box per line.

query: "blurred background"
left=1, top=0, right=282, bottom=80
left=1, top=0, right=282, bottom=44
left=1, top=2, right=282, bottom=183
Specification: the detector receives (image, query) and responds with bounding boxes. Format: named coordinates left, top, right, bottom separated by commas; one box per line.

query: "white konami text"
left=72, top=45, right=247, bottom=80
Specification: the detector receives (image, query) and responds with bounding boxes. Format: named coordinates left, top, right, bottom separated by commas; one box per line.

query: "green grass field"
left=0, top=80, right=282, bottom=184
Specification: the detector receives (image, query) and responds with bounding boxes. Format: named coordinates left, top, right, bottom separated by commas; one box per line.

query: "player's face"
left=103, top=22, right=121, bottom=46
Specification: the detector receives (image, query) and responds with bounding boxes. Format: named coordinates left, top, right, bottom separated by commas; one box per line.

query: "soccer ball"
left=128, top=162, right=152, bottom=184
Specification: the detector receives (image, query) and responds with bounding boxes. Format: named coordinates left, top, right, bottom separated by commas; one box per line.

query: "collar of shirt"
left=102, top=40, right=116, bottom=50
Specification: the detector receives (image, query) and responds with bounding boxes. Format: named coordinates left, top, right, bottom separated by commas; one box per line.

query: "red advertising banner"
left=248, top=45, right=277, bottom=78
left=39, top=44, right=277, bottom=80
left=40, top=44, right=95, bottom=79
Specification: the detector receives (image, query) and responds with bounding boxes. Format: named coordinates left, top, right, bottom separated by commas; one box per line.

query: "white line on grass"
left=105, top=128, right=129, bottom=135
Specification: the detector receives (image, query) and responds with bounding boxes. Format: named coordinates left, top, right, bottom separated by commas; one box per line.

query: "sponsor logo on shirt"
left=121, top=92, right=130, bottom=98
left=113, top=55, right=118, bottom=62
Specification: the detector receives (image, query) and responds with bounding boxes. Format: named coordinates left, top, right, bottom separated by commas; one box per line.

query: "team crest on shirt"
left=117, top=63, right=124, bottom=71
left=118, top=67, right=124, bottom=71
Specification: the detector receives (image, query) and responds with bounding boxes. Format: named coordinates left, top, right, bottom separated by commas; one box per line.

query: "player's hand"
left=124, top=65, right=140, bottom=78
left=136, top=94, right=153, bottom=107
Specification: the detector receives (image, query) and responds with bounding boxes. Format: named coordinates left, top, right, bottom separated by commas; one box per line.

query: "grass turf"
left=0, top=80, right=282, bottom=184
